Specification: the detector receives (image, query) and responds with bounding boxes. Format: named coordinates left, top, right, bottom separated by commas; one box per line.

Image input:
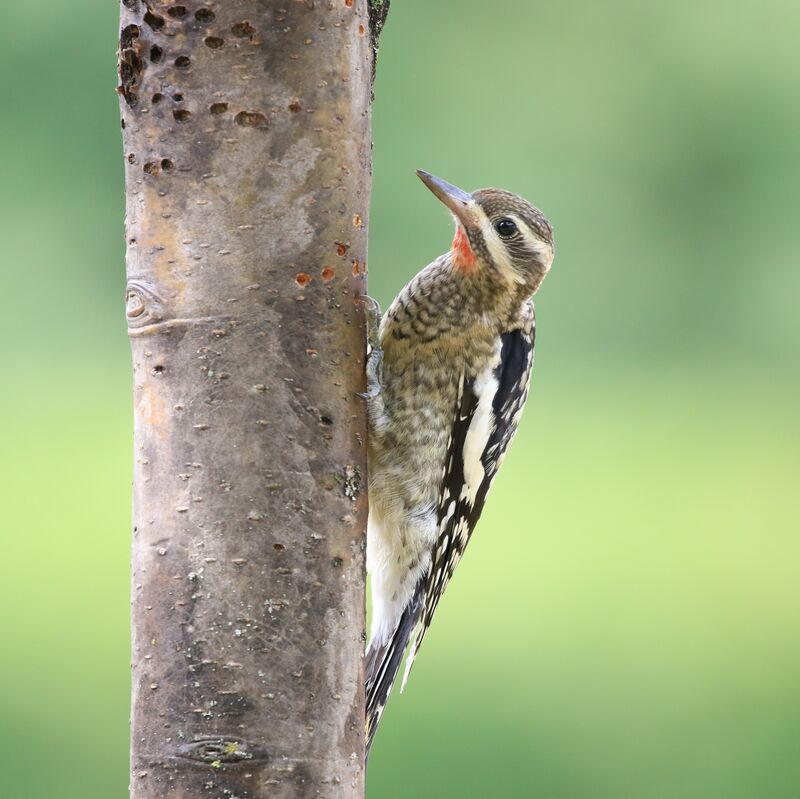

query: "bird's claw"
left=362, top=344, right=383, bottom=401
left=357, top=384, right=382, bottom=400
left=361, top=295, right=382, bottom=353
left=358, top=295, right=384, bottom=401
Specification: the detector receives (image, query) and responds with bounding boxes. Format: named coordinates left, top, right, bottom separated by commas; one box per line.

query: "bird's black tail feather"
left=365, top=579, right=425, bottom=756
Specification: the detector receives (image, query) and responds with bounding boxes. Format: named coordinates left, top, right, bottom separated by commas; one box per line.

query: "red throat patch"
left=451, top=227, right=477, bottom=273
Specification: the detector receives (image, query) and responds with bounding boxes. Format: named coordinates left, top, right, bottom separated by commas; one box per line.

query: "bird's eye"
left=495, top=218, right=518, bottom=238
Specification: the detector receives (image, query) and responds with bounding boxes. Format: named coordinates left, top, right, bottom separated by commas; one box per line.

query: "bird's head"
left=417, top=170, right=554, bottom=295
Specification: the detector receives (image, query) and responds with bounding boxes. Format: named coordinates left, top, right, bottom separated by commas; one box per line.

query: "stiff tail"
left=365, top=579, right=425, bottom=755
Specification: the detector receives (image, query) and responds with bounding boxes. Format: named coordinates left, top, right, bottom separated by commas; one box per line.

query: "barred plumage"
left=364, top=171, right=554, bottom=754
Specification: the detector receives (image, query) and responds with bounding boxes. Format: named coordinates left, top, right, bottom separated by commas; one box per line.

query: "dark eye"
left=495, top=218, right=518, bottom=238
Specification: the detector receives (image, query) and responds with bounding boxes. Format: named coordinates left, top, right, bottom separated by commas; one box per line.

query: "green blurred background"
left=1, top=0, right=798, bottom=796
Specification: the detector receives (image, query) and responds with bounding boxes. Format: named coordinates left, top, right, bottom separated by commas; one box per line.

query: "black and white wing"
left=401, top=314, right=536, bottom=687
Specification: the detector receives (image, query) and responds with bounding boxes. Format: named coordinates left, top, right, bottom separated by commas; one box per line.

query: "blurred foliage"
left=0, top=1, right=798, bottom=797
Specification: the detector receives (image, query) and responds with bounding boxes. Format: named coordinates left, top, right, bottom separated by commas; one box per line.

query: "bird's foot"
left=361, top=295, right=382, bottom=352
left=359, top=295, right=383, bottom=400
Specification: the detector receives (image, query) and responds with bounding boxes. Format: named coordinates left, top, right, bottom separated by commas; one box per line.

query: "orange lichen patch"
left=344, top=0, right=353, bottom=6
left=321, top=268, right=335, bottom=282
left=451, top=227, right=477, bottom=272
left=352, top=214, right=362, bottom=228
left=351, top=259, right=365, bottom=276
left=295, top=272, right=312, bottom=287
left=358, top=24, right=366, bottom=36
left=335, top=241, right=349, bottom=256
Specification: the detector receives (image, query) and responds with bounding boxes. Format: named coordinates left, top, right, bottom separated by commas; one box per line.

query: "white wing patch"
left=460, top=366, right=498, bottom=506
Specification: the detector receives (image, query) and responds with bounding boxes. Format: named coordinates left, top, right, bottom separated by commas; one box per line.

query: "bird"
left=363, top=170, right=555, bottom=753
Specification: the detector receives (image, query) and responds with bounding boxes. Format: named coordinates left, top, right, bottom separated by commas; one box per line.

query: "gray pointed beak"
left=416, top=170, right=476, bottom=228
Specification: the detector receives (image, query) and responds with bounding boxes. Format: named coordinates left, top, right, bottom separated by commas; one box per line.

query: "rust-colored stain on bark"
left=351, top=259, right=365, bottom=276
left=321, top=268, right=335, bottom=282
left=295, top=272, right=312, bottom=287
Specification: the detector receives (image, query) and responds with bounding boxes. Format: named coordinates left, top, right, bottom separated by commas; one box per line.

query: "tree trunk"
left=118, top=2, right=383, bottom=796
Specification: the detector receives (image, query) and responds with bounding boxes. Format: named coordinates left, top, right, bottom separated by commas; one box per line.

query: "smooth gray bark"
left=118, top=2, right=382, bottom=796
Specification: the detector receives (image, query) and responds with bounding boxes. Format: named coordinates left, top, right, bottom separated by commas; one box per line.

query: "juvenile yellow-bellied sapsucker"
left=364, top=171, right=555, bottom=752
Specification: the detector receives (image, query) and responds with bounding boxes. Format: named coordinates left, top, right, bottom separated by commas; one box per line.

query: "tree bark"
left=118, top=2, right=381, bottom=796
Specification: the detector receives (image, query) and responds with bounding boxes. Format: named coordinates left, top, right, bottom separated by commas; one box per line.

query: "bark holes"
left=209, top=102, right=228, bottom=115
left=143, top=10, right=165, bottom=31
left=167, top=5, right=187, bottom=18
left=204, top=36, right=224, bottom=49
left=150, top=45, right=163, bottom=63
left=119, top=25, right=143, bottom=108
left=195, top=8, right=215, bottom=23
left=174, top=55, right=191, bottom=69
left=173, top=109, right=192, bottom=123
left=120, top=24, right=139, bottom=49
left=235, top=111, right=268, bottom=127
left=231, top=21, right=257, bottom=38
left=141, top=159, right=174, bottom=176
left=295, top=273, right=312, bottom=287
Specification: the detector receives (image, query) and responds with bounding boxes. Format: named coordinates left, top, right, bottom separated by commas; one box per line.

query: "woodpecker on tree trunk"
left=364, top=170, right=555, bottom=753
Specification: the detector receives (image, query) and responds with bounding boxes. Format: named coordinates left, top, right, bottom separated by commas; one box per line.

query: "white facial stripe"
left=474, top=208, right=526, bottom=286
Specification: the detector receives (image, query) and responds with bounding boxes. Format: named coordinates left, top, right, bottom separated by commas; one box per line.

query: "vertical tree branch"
left=118, top=2, right=382, bottom=796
